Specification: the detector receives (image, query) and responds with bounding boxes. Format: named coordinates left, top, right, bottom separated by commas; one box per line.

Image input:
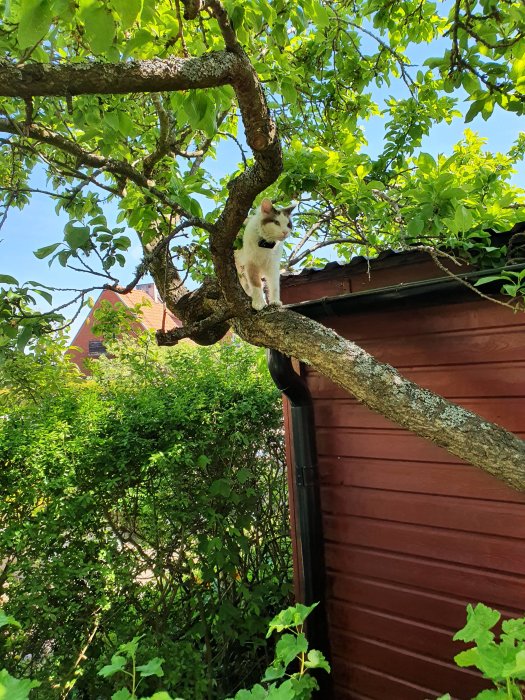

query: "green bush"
left=0, top=604, right=329, bottom=700
left=0, top=335, right=292, bottom=699
left=438, top=603, right=525, bottom=700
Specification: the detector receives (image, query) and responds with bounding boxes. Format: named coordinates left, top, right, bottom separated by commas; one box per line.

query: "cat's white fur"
left=235, top=198, right=295, bottom=310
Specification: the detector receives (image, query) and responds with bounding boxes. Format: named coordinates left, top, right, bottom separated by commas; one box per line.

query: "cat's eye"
left=287, top=222, right=292, bottom=229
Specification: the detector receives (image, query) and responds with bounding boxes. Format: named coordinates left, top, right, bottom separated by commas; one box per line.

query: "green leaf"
left=453, top=604, right=500, bottom=645
left=262, top=664, right=286, bottom=681
left=80, top=0, right=115, bottom=54
left=452, top=205, right=474, bottom=233
left=304, top=649, right=331, bottom=673
left=16, top=325, right=33, bottom=352
left=32, top=289, right=53, bottom=304
left=64, top=222, right=91, bottom=250
left=0, top=275, right=19, bottom=285
left=406, top=217, right=424, bottom=237
left=502, top=618, right=525, bottom=643
left=502, top=648, right=525, bottom=679
left=33, top=243, right=61, bottom=260
left=136, top=657, right=164, bottom=678
left=111, top=689, right=132, bottom=700
left=111, top=0, right=142, bottom=29
left=267, top=602, right=318, bottom=636
left=0, top=612, right=21, bottom=629
left=209, top=478, right=231, bottom=498
left=183, top=92, right=213, bottom=130
left=464, top=100, right=484, bottom=123
left=17, top=0, right=53, bottom=50
left=474, top=275, right=505, bottom=287
left=275, top=632, right=308, bottom=667
left=118, top=635, right=144, bottom=657
left=472, top=691, right=511, bottom=699
left=0, top=669, right=40, bottom=700
left=98, top=654, right=127, bottom=678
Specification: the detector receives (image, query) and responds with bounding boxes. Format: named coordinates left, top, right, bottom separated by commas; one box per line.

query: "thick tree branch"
left=0, top=52, right=242, bottom=97
left=236, top=308, right=525, bottom=491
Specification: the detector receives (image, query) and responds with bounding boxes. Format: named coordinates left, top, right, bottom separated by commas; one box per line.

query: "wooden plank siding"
left=281, top=262, right=525, bottom=700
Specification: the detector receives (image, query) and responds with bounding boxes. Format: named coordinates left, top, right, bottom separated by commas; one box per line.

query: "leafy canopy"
left=0, top=0, right=524, bottom=346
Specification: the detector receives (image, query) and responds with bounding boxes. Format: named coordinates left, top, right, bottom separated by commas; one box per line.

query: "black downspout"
left=267, top=350, right=331, bottom=695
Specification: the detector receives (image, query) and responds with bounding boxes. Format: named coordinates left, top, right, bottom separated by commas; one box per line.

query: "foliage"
left=475, top=268, right=525, bottom=301
left=437, top=603, right=525, bottom=700
left=0, top=0, right=524, bottom=338
left=228, top=602, right=331, bottom=700
left=0, top=604, right=328, bottom=700
left=0, top=337, right=291, bottom=699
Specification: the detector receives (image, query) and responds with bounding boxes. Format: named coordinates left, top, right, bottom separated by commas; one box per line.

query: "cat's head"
left=258, top=198, right=295, bottom=241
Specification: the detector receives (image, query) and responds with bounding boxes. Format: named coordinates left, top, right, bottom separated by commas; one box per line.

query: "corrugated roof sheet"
left=282, top=250, right=420, bottom=279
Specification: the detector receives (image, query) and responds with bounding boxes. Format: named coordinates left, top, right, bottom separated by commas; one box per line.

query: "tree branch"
left=0, top=117, right=182, bottom=209
left=0, top=52, right=242, bottom=97
left=236, top=307, right=525, bottom=490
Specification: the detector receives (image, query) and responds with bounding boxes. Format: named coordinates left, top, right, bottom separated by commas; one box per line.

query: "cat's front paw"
left=251, top=299, right=266, bottom=311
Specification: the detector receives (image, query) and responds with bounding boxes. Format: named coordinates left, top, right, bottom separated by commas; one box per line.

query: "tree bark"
left=234, top=307, right=525, bottom=491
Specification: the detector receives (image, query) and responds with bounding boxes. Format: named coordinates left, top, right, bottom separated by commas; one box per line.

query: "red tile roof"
left=116, top=289, right=181, bottom=332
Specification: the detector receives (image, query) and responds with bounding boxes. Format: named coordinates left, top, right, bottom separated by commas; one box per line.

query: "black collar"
left=258, top=238, right=276, bottom=249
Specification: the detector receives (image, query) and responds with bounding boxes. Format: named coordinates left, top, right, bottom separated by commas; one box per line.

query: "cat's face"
left=259, top=198, right=295, bottom=242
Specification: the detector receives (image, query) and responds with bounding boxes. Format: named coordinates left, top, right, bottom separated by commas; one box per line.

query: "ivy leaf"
left=17, top=0, right=52, bottom=50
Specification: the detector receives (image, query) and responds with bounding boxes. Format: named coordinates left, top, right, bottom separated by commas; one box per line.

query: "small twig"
left=287, top=236, right=364, bottom=268
left=414, top=246, right=522, bottom=312
left=218, top=130, right=248, bottom=167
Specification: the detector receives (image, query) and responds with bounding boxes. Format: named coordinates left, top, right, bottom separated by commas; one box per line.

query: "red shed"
left=276, top=251, right=525, bottom=700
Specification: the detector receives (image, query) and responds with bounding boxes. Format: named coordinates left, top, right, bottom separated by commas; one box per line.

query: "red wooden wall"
left=281, top=256, right=525, bottom=700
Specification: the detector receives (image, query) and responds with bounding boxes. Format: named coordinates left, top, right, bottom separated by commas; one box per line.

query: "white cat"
left=235, top=198, right=295, bottom=310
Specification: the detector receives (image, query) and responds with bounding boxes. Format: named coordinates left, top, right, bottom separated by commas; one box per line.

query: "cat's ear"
left=260, top=198, right=274, bottom=214
left=281, top=203, right=296, bottom=216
